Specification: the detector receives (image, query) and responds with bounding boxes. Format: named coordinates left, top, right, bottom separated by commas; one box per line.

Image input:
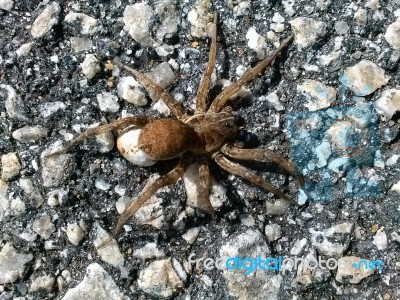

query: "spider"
left=49, top=14, right=304, bottom=246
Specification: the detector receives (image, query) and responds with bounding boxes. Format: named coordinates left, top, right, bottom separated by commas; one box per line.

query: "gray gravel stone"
left=0, top=243, right=33, bottom=285
left=12, top=125, right=48, bottom=142
left=61, top=263, right=124, bottom=300
left=137, top=259, right=184, bottom=298
left=375, top=89, right=400, bottom=121
left=93, top=223, right=124, bottom=268
left=0, top=84, right=28, bottom=122
left=33, top=214, right=56, bottom=239
left=219, top=229, right=282, bottom=300
left=335, top=256, right=375, bottom=284
left=117, top=76, right=147, bottom=106
left=19, top=177, right=44, bottom=208
left=29, top=274, right=55, bottom=292
left=339, top=60, right=389, bottom=96
left=0, top=0, right=13, bottom=11
left=246, top=27, right=267, bottom=59
left=188, top=0, right=213, bottom=38
left=65, top=223, right=85, bottom=246
left=80, top=54, right=101, bottom=79
left=310, top=222, right=353, bottom=257
left=31, top=2, right=61, bottom=38
left=385, top=19, right=400, bottom=50
left=290, top=17, right=327, bottom=49
left=0, top=179, right=25, bottom=222
left=123, top=3, right=155, bottom=47
left=41, top=145, right=74, bottom=188
left=64, top=12, right=100, bottom=35
left=183, top=163, right=227, bottom=211
left=132, top=242, right=165, bottom=260
left=1, top=152, right=21, bottom=182
left=297, top=80, right=335, bottom=111
left=96, top=91, right=119, bottom=113
left=264, top=224, right=282, bottom=242
left=70, top=37, right=93, bottom=52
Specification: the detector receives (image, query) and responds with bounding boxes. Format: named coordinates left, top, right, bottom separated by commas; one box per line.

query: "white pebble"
left=64, top=12, right=99, bottom=35
left=373, top=227, right=388, bottom=250
left=123, top=3, right=155, bottom=46
left=80, top=54, right=101, bottom=79
left=65, top=223, right=85, bottom=245
left=0, top=0, right=14, bottom=11
left=12, top=125, right=48, bottom=142
left=117, top=76, right=147, bottom=106
left=31, top=2, right=60, bottom=38
left=375, top=89, right=400, bottom=121
left=290, top=17, right=327, bottom=49
left=339, top=60, right=389, bottom=96
left=96, top=92, right=119, bottom=113
left=1, top=152, right=21, bottom=182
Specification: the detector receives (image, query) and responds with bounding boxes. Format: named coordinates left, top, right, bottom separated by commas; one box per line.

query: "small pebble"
left=31, top=2, right=60, bottom=38
left=65, top=223, right=85, bottom=245
left=33, top=214, right=56, bottom=239
left=16, top=42, right=33, bottom=56
left=187, top=0, right=213, bottom=38
left=29, top=275, right=55, bottom=292
left=339, top=60, right=389, bottom=96
left=117, top=76, right=147, bottom=106
left=96, top=92, right=119, bottom=113
left=61, top=263, right=124, bottom=300
left=132, top=242, right=165, bottom=260
left=290, top=17, right=327, bottom=49
left=264, top=224, right=282, bottom=242
left=138, top=259, right=185, bottom=298
left=1, top=152, right=21, bottom=181
left=336, top=256, right=375, bottom=284
left=1, top=84, right=28, bottom=122
left=385, top=20, right=400, bottom=50
left=373, top=227, right=388, bottom=250
left=297, top=80, right=335, bottom=111
left=80, top=54, right=101, bottom=79
left=64, top=12, right=99, bottom=35
left=12, top=126, right=48, bottom=142
left=0, top=0, right=13, bottom=11
left=0, top=243, right=33, bottom=284
left=246, top=27, right=267, bottom=59
left=375, top=89, right=400, bottom=121
left=123, top=3, right=155, bottom=46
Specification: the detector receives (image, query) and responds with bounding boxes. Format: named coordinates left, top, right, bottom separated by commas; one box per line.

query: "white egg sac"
left=116, top=128, right=157, bottom=166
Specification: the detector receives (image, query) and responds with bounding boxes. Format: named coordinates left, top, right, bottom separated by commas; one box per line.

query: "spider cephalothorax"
left=48, top=14, right=303, bottom=246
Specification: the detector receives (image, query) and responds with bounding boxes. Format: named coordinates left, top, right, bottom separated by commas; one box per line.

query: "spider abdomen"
left=117, top=119, right=198, bottom=165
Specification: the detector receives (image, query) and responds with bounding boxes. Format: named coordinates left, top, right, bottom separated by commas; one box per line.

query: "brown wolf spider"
left=50, top=14, right=304, bottom=246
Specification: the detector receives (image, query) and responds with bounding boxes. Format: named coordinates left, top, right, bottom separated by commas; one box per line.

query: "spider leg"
left=195, top=13, right=218, bottom=113
left=113, top=60, right=186, bottom=118
left=113, top=155, right=190, bottom=236
left=221, top=144, right=304, bottom=186
left=212, top=152, right=298, bottom=206
left=47, top=116, right=153, bottom=156
left=198, top=157, right=214, bottom=214
left=209, top=35, right=294, bottom=112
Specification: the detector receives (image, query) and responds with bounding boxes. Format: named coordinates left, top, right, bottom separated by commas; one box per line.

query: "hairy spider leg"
left=197, top=157, right=214, bottom=213
left=195, top=13, right=218, bottom=113
left=221, top=144, right=305, bottom=187
left=212, top=152, right=299, bottom=206
left=113, top=60, right=186, bottom=118
left=209, top=35, right=294, bottom=112
left=47, top=116, right=153, bottom=156
left=96, top=155, right=191, bottom=248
